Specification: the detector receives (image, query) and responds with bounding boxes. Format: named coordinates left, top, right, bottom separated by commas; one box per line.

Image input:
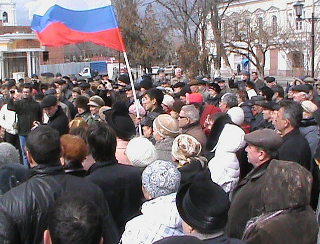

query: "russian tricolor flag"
left=26, top=0, right=126, bottom=52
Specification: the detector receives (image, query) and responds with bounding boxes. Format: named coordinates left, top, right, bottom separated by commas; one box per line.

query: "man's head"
left=44, top=194, right=103, bottom=244
left=41, top=95, right=59, bottom=117
left=174, top=68, right=182, bottom=78
left=87, top=95, right=105, bottom=116
left=240, top=71, right=250, bottom=81
left=244, top=129, right=282, bottom=167
left=142, top=88, right=164, bottom=112
left=252, top=71, right=258, bottom=80
left=261, top=101, right=276, bottom=122
left=264, top=76, right=276, bottom=87
left=178, top=104, right=200, bottom=129
left=86, top=122, right=117, bottom=162
left=22, top=83, right=32, bottom=99
left=291, top=84, right=310, bottom=103
left=188, top=79, right=199, bottom=93
left=208, top=83, right=221, bottom=97
left=219, top=93, right=238, bottom=112
left=274, top=100, right=302, bottom=135
left=158, top=71, right=166, bottom=81
left=26, top=125, right=61, bottom=166
left=271, top=84, right=284, bottom=102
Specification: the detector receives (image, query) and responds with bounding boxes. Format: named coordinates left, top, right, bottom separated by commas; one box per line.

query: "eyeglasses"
left=178, top=115, right=189, bottom=119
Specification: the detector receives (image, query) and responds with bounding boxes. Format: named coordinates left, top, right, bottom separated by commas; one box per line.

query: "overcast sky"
left=16, top=0, right=31, bottom=26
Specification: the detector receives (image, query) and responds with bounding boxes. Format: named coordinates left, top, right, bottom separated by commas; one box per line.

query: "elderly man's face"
left=175, top=68, right=182, bottom=77
left=274, top=107, right=287, bottom=133
left=245, top=144, right=262, bottom=167
left=178, top=110, right=190, bottom=128
left=292, top=91, right=306, bottom=103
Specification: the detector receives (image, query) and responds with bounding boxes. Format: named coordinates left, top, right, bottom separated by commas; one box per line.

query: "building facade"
left=208, top=0, right=320, bottom=77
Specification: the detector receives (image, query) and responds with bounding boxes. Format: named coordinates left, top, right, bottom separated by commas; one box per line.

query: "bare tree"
left=113, top=0, right=172, bottom=70
left=222, top=11, right=291, bottom=77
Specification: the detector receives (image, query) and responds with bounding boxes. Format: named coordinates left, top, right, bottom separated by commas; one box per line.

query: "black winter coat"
left=0, top=165, right=119, bottom=244
left=47, top=106, right=69, bottom=135
left=86, top=159, right=143, bottom=235
left=7, top=97, right=42, bottom=136
left=278, top=128, right=311, bottom=170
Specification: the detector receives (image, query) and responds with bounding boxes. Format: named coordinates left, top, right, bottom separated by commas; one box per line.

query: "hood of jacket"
left=215, top=124, right=245, bottom=154
left=262, top=159, right=312, bottom=212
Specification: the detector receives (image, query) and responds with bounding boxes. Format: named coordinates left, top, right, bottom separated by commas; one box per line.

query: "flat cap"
left=261, top=101, right=276, bottom=111
left=41, top=95, right=57, bottom=108
left=172, top=82, right=185, bottom=88
left=87, top=95, right=105, bottom=107
left=188, top=79, right=199, bottom=86
left=303, top=77, right=316, bottom=83
left=249, top=95, right=266, bottom=106
left=208, top=82, right=221, bottom=93
left=264, top=76, right=276, bottom=83
left=291, top=84, right=310, bottom=94
left=244, top=129, right=283, bottom=151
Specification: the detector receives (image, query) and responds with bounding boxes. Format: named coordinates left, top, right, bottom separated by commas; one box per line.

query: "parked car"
left=164, top=65, right=177, bottom=75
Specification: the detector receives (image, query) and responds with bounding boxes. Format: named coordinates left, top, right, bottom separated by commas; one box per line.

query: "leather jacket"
left=0, top=164, right=119, bottom=244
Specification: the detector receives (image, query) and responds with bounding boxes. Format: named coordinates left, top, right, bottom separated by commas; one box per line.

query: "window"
left=296, top=20, right=303, bottom=30
left=43, top=51, right=49, bottom=62
left=272, top=15, right=277, bottom=34
left=2, top=12, right=8, bottom=23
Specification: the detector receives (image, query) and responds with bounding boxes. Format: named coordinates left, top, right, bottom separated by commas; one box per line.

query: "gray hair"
left=280, top=100, right=302, bottom=128
left=221, top=93, right=238, bottom=108
left=181, top=104, right=200, bottom=123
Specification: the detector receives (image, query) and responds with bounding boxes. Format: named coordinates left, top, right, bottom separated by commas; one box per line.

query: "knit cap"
left=126, top=137, right=157, bottom=168
left=142, top=160, right=181, bottom=199
left=153, top=114, right=180, bottom=138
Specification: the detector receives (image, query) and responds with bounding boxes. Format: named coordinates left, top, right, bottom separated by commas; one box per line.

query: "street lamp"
left=293, top=0, right=319, bottom=78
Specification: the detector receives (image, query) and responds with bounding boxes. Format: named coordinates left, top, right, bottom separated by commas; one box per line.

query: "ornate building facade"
left=208, top=0, right=320, bottom=77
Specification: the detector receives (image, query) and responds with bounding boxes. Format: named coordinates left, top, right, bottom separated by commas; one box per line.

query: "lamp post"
left=293, top=0, right=318, bottom=78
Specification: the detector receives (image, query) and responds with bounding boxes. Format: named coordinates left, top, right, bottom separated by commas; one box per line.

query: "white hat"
left=126, top=137, right=157, bottom=168
left=227, top=107, right=244, bottom=126
left=162, top=94, right=175, bottom=109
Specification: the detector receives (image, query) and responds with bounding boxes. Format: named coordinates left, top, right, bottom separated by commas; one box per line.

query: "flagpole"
left=123, top=51, right=142, bottom=137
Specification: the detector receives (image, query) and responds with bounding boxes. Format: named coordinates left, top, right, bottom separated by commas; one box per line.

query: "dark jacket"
left=241, top=160, right=318, bottom=244
left=7, top=97, right=42, bottom=136
left=178, top=157, right=208, bottom=186
left=182, top=122, right=207, bottom=148
left=0, top=164, right=119, bottom=244
left=278, top=128, right=311, bottom=170
left=47, top=106, right=69, bottom=135
left=225, top=160, right=271, bottom=239
left=250, top=112, right=267, bottom=132
left=86, top=158, right=143, bottom=234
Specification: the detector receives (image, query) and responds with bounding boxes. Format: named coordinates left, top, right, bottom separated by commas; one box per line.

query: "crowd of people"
left=0, top=68, right=318, bottom=244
